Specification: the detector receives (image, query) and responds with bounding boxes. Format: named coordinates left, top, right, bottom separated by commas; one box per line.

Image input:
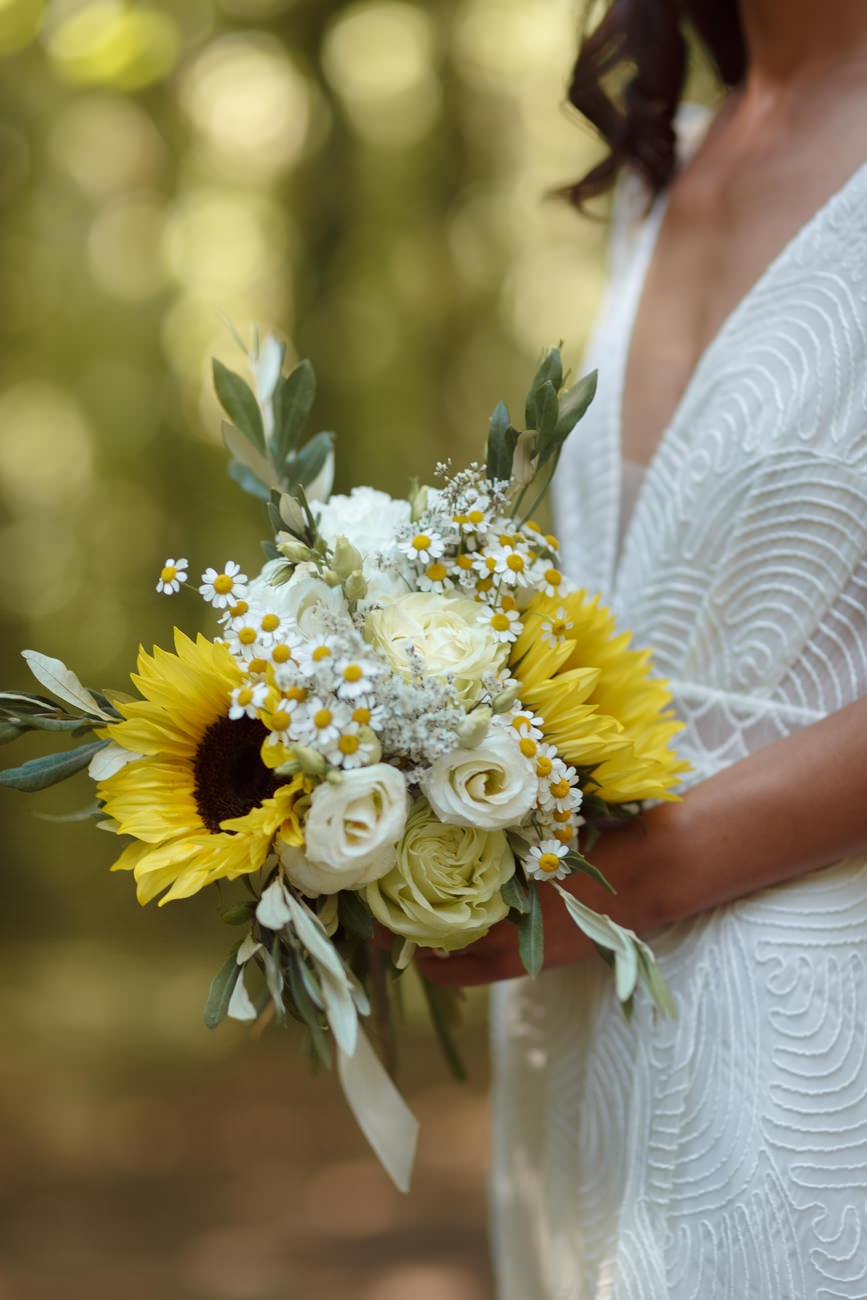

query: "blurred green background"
left=0, top=1, right=620, bottom=1296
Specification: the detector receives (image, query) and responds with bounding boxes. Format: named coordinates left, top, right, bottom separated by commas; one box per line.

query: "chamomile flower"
left=293, top=635, right=341, bottom=676
left=399, top=531, right=445, bottom=563
left=483, top=606, right=521, bottom=644
left=199, top=561, right=248, bottom=609
left=334, top=656, right=381, bottom=700
left=293, top=696, right=352, bottom=749
left=228, top=680, right=269, bottom=720
left=525, top=839, right=571, bottom=882
left=417, top=560, right=451, bottom=593
left=541, top=567, right=564, bottom=599
left=509, top=708, right=545, bottom=743
left=455, top=506, right=489, bottom=535
left=156, top=557, right=188, bottom=595
left=541, top=606, right=575, bottom=648
left=324, top=720, right=381, bottom=769
left=255, top=610, right=289, bottom=648
left=261, top=687, right=306, bottom=745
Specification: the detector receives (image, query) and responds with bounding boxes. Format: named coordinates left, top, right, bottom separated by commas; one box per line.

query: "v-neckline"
left=615, top=137, right=867, bottom=480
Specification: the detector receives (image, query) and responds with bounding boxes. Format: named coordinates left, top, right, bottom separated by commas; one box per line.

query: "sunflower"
left=511, top=591, right=689, bottom=804
left=98, top=630, right=307, bottom=905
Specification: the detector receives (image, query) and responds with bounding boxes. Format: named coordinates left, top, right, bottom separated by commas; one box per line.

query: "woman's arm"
left=416, top=693, right=867, bottom=986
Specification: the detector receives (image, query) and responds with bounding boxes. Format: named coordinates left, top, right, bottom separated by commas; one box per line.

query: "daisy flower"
left=228, top=680, right=269, bottom=720
left=199, top=561, right=248, bottom=609
left=541, top=606, right=575, bottom=648
left=524, top=839, right=571, bottom=882
left=324, top=719, right=381, bottom=770
left=482, top=606, right=521, bottom=644
left=156, top=557, right=188, bottom=595
left=293, top=696, right=352, bottom=749
left=398, top=531, right=445, bottom=563
left=334, top=656, right=381, bottom=700
left=541, top=567, right=563, bottom=599
left=417, top=560, right=451, bottom=593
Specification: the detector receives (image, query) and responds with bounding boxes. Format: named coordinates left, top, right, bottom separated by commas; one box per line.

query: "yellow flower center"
left=550, top=620, right=570, bottom=640
left=238, top=627, right=257, bottom=645
left=506, top=553, right=525, bottom=573
left=214, top=573, right=234, bottom=594
left=468, top=509, right=484, bottom=524
left=491, top=612, right=511, bottom=632
left=413, top=533, right=431, bottom=550
left=272, top=644, right=291, bottom=663
left=525, top=521, right=542, bottom=534
left=261, top=613, right=280, bottom=632
left=536, top=755, right=553, bottom=777
left=457, top=553, right=475, bottom=571
left=538, top=853, right=562, bottom=873
left=314, top=708, right=333, bottom=729
left=160, top=565, right=177, bottom=582
left=352, top=706, right=371, bottom=724
left=427, top=562, right=447, bottom=581
left=484, top=555, right=497, bottom=573
left=338, top=734, right=360, bottom=755
left=511, top=715, right=530, bottom=733
left=236, top=688, right=253, bottom=707
left=554, top=808, right=572, bottom=823
left=453, top=513, right=469, bottom=525
left=476, top=577, right=493, bottom=593
left=501, top=594, right=518, bottom=612
left=229, top=599, right=248, bottom=617
left=312, top=645, right=331, bottom=661
left=248, top=657, right=267, bottom=674
left=271, top=710, right=291, bottom=731
left=343, top=664, right=363, bottom=682
left=519, top=737, right=537, bottom=758
left=499, top=533, right=516, bottom=546
left=544, top=568, right=562, bottom=587
left=545, top=534, right=560, bottom=550
left=551, top=778, right=571, bottom=799
left=554, top=828, right=573, bottom=844
left=286, top=685, right=307, bottom=702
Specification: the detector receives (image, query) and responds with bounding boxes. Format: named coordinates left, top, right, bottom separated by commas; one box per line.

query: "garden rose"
left=278, top=764, right=408, bottom=895
left=365, top=590, right=506, bottom=707
left=365, top=798, right=515, bottom=950
left=421, top=726, right=538, bottom=829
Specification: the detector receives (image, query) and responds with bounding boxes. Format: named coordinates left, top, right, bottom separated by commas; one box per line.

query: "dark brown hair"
left=565, top=0, right=746, bottom=205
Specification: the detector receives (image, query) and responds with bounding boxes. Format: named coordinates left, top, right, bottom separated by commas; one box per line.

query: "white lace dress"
left=490, top=128, right=867, bottom=1299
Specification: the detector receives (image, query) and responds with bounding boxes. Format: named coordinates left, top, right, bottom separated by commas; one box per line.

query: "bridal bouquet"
left=1, top=336, right=686, bottom=1188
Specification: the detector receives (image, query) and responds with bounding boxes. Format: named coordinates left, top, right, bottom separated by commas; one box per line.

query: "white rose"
left=365, top=590, right=507, bottom=708
left=249, top=560, right=348, bottom=636
left=315, top=487, right=411, bottom=554
left=365, top=798, right=515, bottom=950
left=421, top=726, right=538, bottom=830
left=279, top=764, right=409, bottom=895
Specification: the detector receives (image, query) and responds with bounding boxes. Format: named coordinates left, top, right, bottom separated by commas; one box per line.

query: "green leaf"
left=525, top=348, right=563, bottom=427
left=535, top=380, right=560, bottom=439
left=501, top=873, right=530, bottom=914
left=555, top=369, right=597, bottom=438
left=338, top=891, right=374, bottom=940
left=221, top=901, right=256, bottom=926
left=634, top=941, right=677, bottom=1018
left=517, top=879, right=544, bottom=977
left=227, top=457, right=270, bottom=501
left=0, top=739, right=108, bottom=792
left=286, top=430, right=334, bottom=491
left=0, top=721, right=21, bottom=743
left=0, top=691, right=62, bottom=713
left=212, top=358, right=266, bottom=454
left=287, top=954, right=332, bottom=1068
left=222, top=419, right=275, bottom=491
left=272, top=359, right=316, bottom=465
left=204, top=945, right=242, bottom=1029
left=564, top=849, right=617, bottom=894
left=485, top=401, right=520, bottom=482
left=419, top=973, right=467, bottom=1082
left=21, top=714, right=95, bottom=735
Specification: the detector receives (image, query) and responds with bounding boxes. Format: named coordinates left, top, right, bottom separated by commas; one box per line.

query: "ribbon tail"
left=337, top=1025, right=419, bottom=1193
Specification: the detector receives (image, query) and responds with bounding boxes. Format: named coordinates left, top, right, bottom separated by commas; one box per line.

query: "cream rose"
left=365, top=798, right=515, bottom=950
left=365, top=590, right=506, bottom=707
left=279, top=764, right=408, bottom=895
left=421, top=726, right=538, bottom=830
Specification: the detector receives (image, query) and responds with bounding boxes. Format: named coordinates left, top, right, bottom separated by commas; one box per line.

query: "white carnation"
left=421, top=726, right=538, bottom=830
left=280, top=763, right=409, bottom=895
left=315, top=487, right=411, bottom=554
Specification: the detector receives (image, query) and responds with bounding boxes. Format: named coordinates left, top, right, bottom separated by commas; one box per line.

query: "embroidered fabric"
left=489, top=110, right=867, bottom=1299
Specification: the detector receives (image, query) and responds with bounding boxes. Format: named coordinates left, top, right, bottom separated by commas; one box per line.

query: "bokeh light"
left=44, top=1, right=181, bottom=90
left=0, top=0, right=44, bottom=56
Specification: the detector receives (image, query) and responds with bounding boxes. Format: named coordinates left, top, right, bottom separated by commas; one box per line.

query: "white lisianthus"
left=278, top=763, right=409, bottom=895
left=248, top=560, right=348, bottom=636
left=365, top=798, right=514, bottom=950
left=365, top=590, right=507, bottom=708
left=315, top=487, right=411, bottom=553
left=421, top=726, right=538, bottom=830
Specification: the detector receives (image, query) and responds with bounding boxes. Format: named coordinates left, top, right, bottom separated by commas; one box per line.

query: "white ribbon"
left=338, top=1026, right=420, bottom=1194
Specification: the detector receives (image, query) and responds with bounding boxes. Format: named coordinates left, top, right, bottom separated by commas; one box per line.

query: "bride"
left=418, top=0, right=867, bottom=1295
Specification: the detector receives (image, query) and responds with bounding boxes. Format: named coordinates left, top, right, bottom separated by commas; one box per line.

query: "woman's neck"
left=739, top=0, right=867, bottom=87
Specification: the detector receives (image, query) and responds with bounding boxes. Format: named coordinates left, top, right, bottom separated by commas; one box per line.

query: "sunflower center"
left=193, top=715, right=277, bottom=833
